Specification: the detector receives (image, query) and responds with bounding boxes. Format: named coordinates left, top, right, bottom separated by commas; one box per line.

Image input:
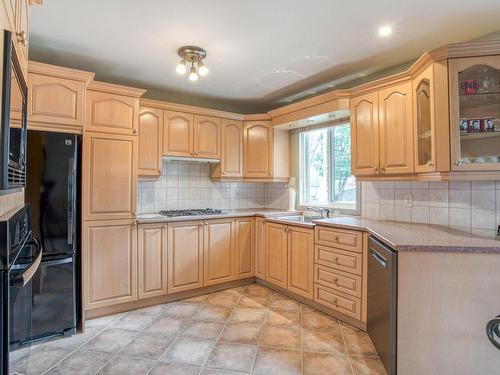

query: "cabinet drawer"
left=315, top=245, right=362, bottom=276
left=314, top=284, right=361, bottom=320
left=314, top=265, right=362, bottom=298
left=315, top=226, right=363, bottom=252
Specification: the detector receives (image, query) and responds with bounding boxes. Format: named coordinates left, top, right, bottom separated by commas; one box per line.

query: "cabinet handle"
left=374, top=167, right=379, bottom=173
left=333, top=236, right=339, bottom=242
left=132, top=222, right=137, bottom=227
left=426, top=161, right=434, bottom=167
left=132, top=211, right=137, bottom=216
left=332, top=257, right=338, bottom=264
left=380, top=167, right=386, bottom=173
left=455, top=160, right=463, bottom=166
left=16, top=31, right=26, bottom=46
left=331, top=298, right=338, bottom=306
left=332, top=277, right=338, bottom=283
left=133, top=129, right=138, bottom=135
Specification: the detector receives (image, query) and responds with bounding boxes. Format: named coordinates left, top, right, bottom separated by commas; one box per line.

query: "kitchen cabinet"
left=210, top=119, right=243, bottom=179
left=255, top=217, right=266, bottom=279
left=235, top=217, right=255, bottom=279
left=287, top=226, right=314, bottom=299
left=163, top=110, right=194, bottom=157
left=27, top=62, right=94, bottom=132
left=83, top=132, right=137, bottom=220
left=204, top=219, right=235, bottom=286
left=138, top=223, right=168, bottom=299
left=378, top=82, right=414, bottom=174
left=243, top=121, right=290, bottom=180
left=138, top=106, right=163, bottom=178
left=265, top=221, right=288, bottom=288
left=351, top=92, right=379, bottom=175
left=83, top=219, right=138, bottom=310
left=449, top=55, right=500, bottom=172
left=167, top=221, right=204, bottom=293
left=194, top=115, right=221, bottom=158
left=86, top=82, right=143, bottom=135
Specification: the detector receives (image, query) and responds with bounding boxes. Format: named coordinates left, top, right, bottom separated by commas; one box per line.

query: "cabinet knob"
left=16, top=31, right=26, bottom=46
left=332, top=277, right=338, bottom=283
left=426, top=161, right=434, bottom=167
left=455, top=160, right=463, bottom=166
left=374, top=167, right=379, bottom=173
left=333, top=236, right=339, bottom=242
left=132, top=222, right=137, bottom=227
left=332, top=257, right=338, bottom=264
left=331, top=298, right=338, bottom=306
left=133, top=129, right=138, bottom=135
left=380, top=167, right=386, bottom=173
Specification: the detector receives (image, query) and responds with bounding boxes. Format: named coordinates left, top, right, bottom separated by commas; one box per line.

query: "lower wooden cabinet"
left=235, top=217, right=255, bottom=279
left=138, top=223, right=168, bottom=299
left=265, top=222, right=288, bottom=288
left=255, top=217, right=266, bottom=278
left=287, top=226, right=314, bottom=299
left=83, top=219, right=138, bottom=310
left=167, top=221, right=204, bottom=293
left=204, top=219, right=235, bottom=286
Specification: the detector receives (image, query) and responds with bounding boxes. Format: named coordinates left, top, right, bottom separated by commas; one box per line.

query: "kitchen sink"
left=276, top=215, right=322, bottom=223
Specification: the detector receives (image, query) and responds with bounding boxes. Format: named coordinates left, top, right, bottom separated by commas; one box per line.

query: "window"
left=299, top=123, right=359, bottom=212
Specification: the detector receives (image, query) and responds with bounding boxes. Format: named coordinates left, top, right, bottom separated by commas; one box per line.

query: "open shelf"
left=460, top=131, right=500, bottom=140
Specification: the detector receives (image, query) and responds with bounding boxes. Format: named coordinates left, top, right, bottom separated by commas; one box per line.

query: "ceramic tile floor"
left=10, top=283, right=387, bottom=375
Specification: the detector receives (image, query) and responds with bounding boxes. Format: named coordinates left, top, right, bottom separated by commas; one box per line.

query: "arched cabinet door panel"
left=194, top=115, right=221, bottom=158
left=163, top=110, right=194, bottom=157
left=243, top=121, right=273, bottom=178
left=138, top=107, right=163, bottom=178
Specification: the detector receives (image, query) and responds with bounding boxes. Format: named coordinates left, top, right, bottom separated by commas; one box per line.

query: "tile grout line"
left=338, top=320, right=356, bottom=375
left=300, top=303, right=304, bottom=375
left=249, top=288, right=273, bottom=374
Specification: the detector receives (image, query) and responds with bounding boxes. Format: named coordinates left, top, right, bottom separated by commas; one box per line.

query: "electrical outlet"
left=404, top=194, right=413, bottom=208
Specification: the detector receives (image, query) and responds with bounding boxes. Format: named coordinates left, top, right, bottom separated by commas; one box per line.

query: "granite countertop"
left=136, top=208, right=300, bottom=223
left=313, top=216, right=500, bottom=254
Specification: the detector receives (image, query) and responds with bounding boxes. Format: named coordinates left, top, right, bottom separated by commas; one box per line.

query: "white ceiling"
left=29, top=0, right=500, bottom=112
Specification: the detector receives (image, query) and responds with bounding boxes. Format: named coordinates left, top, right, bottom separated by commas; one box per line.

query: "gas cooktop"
left=159, top=208, right=225, bottom=217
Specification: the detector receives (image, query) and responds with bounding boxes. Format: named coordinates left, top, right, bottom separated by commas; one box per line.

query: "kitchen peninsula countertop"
left=136, top=208, right=300, bottom=223
left=313, top=216, right=500, bottom=254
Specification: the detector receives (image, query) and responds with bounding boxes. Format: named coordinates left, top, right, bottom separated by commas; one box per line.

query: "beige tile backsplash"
left=137, top=160, right=289, bottom=213
left=361, top=181, right=500, bottom=238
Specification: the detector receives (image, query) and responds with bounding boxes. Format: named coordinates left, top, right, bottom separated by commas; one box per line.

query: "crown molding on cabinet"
left=88, top=80, right=146, bottom=98
left=242, top=113, right=272, bottom=121
left=429, top=40, right=500, bottom=62
left=29, top=61, right=95, bottom=85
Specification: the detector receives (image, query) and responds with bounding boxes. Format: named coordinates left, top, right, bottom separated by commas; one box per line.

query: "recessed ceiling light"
left=378, top=26, right=393, bottom=37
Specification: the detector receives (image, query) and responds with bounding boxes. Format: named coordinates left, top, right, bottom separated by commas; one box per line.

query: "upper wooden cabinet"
left=167, top=221, right=204, bottom=293
left=194, top=115, right=221, bottom=158
left=243, top=121, right=290, bottom=180
left=210, top=119, right=243, bottom=179
left=86, top=81, right=145, bottom=135
left=138, top=223, right=168, bottom=299
left=163, top=111, right=194, bottom=157
left=351, top=92, right=379, bottom=176
left=204, top=219, right=235, bottom=286
left=83, top=132, right=137, bottom=220
left=351, top=82, right=414, bottom=176
left=138, top=107, right=163, bottom=178
left=28, top=62, right=94, bottom=132
left=378, top=82, right=414, bottom=174
left=235, top=217, right=255, bottom=279
left=83, top=219, right=138, bottom=310
left=449, top=55, right=500, bottom=172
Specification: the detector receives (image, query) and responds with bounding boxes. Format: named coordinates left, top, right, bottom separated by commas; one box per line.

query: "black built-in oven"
left=0, top=205, right=42, bottom=375
left=0, top=29, right=28, bottom=191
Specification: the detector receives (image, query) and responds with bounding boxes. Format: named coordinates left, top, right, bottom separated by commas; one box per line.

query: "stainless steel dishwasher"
left=367, top=236, right=397, bottom=375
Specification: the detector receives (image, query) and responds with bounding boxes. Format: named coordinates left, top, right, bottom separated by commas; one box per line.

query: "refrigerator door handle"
left=21, top=237, right=43, bottom=286
left=67, top=156, right=74, bottom=245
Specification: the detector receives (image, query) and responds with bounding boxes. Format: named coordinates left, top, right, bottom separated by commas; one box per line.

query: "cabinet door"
left=167, top=221, right=204, bottom=293
left=163, top=111, right=193, bottom=157
left=204, top=219, right=235, bottom=286
left=244, top=121, right=273, bottom=178
left=287, top=226, right=314, bottom=299
left=221, top=120, right=243, bottom=177
left=194, top=115, right=221, bottom=158
left=83, top=220, right=137, bottom=310
left=413, top=65, right=436, bottom=173
left=265, top=222, right=288, bottom=288
left=83, top=132, right=137, bottom=220
left=350, top=92, right=379, bottom=175
left=379, top=82, right=414, bottom=174
left=28, top=73, right=86, bottom=128
left=235, top=217, right=255, bottom=279
left=138, top=107, right=163, bottom=178
left=255, top=217, right=266, bottom=279
left=86, top=90, right=139, bottom=135
left=138, top=224, right=168, bottom=299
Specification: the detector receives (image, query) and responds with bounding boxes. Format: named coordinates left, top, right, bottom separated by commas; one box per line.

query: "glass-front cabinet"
left=413, top=64, right=436, bottom=173
left=449, top=56, right=500, bottom=171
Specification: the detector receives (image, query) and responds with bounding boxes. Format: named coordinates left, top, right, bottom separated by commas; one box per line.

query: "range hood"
left=162, top=156, right=220, bottom=163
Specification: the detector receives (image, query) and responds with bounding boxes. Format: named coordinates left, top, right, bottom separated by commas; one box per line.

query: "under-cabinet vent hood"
left=162, top=156, right=220, bottom=163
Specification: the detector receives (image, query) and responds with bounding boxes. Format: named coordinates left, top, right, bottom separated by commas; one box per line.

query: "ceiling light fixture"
left=176, top=46, right=208, bottom=81
left=378, top=25, right=393, bottom=37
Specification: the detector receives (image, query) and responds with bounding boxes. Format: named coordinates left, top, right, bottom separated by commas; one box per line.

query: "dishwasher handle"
left=369, top=247, right=387, bottom=268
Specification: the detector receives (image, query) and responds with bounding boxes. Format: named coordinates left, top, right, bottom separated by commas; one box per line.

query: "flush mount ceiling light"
left=176, top=46, right=208, bottom=81
left=378, top=25, right=393, bottom=37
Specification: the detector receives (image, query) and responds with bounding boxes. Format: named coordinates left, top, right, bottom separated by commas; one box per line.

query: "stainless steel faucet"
left=306, top=207, right=335, bottom=218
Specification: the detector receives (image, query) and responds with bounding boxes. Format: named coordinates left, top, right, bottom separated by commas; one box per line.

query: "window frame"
left=298, top=123, right=361, bottom=215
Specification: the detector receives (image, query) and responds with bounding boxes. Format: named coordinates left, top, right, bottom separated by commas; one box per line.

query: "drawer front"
left=315, top=226, right=363, bottom=253
left=315, top=245, right=362, bottom=276
left=314, top=284, right=361, bottom=320
left=314, top=265, right=362, bottom=298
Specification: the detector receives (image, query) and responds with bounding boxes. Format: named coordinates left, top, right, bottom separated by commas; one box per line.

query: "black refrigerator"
left=24, top=130, right=80, bottom=340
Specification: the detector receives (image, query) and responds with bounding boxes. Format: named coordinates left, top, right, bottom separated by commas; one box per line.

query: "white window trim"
left=297, top=123, right=361, bottom=215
